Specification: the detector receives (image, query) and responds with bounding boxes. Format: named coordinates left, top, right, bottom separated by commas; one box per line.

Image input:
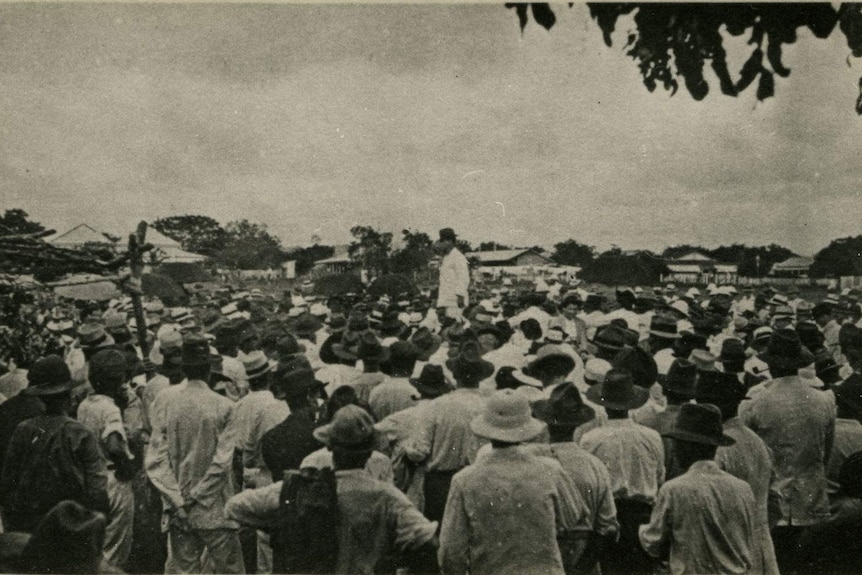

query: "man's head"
left=435, top=228, right=457, bottom=255
left=88, top=349, right=128, bottom=400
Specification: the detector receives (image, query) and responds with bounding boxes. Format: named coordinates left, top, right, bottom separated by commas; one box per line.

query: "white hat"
left=287, top=306, right=306, bottom=318
left=715, top=286, right=734, bottom=296
left=686, top=288, right=701, bottom=298
left=706, top=283, right=718, bottom=294
left=233, top=291, right=250, bottom=301
left=670, top=299, right=690, bottom=318
left=634, top=286, right=643, bottom=294
left=309, top=303, right=328, bottom=317
left=291, top=295, right=307, bottom=307
left=584, top=358, right=612, bottom=383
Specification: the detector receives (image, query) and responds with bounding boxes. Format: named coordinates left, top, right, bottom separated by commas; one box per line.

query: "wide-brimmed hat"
left=182, top=333, right=211, bottom=368
left=446, top=340, right=495, bottom=383
left=584, top=358, right=612, bottom=385
left=663, top=403, right=735, bottom=446
left=661, top=359, right=697, bottom=397
left=325, top=314, right=348, bottom=335
left=586, top=369, right=649, bottom=411
left=385, top=341, right=420, bottom=374
left=612, top=347, right=659, bottom=389
left=649, top=315, right=679, bottom=340
left=524, top=344, right=575, bottom=379
left=591, top=324, right=628, bottom=354
left=470, top=389, right=545, bottom=443
left=278, top=368, right=325, bottom=399
left=688, top=349, right=718, bottom=372
left=694, top=370, right=746, bottom=404
left=410, top=364, right=451, bottom=399
left=242, top=350, right=272, bottom=380
left=356, top=333, right=389, bottom=364
left=78, top=323, right=115, bottom=349
left=19, top=500, right=107, bottom=575
left=494, top=366, right=543, bottom=390
left=532, top=382, right=595, bottom=430
left=410, top=327, right=442, bottom=362
left=289, top=314, right=323, bottom=339
left=833, top=378, right=862, bottom=419
left=439, top=227, right=457, bottom=243
left=313, top=404, right=376, bottom=450
left=719, top=338, right=747, bottom=363
left=668, top=300, right=690, bottom=319
left=380, top=314, right=408, bottom=338
left=23, top=355, right=73, bottom=396
left=673, top=331, right=707, bottom=359
left=760, top=328, right=815, bottom=370
left=276, top=333, right=306, bottom=359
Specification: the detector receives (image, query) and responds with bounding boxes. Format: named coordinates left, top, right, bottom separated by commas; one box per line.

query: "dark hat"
left=439, top=227, right=457, bottom=243
left=585, top=368, right=650, bottom=411
left=410, top=364, right=451, bottom=399
left=446, top=340, right=495, bottom=383
left=760, top=328, right=815, bottom=370
left=591, top=324, right=629, bottom=354
left=88, top=349, right=128, bottom=386
left=494, top=366, right=542, bottom=391
left=694, top=370, right=746, bottom=404
left=278, top=368, right=324, bottom=399
left=20, top=500, right=107, bottom=575
left=649, top=315, right=679, bottom=340
left=410, top=327, right=442, bottom=362
left=289, top=314, right=323, bottom=339
left=532, top=382, right=595, bottom=430
left=662, top=359, right=697, bottom=397
left=719, top=338, right=747, bottom=363
left=524, top=344, right=575, bottom=379
left=332, top=331, right=361, bottom=362
left=519, top=318, right=543, bottom=341
left=612, top=347, right=658, bottom=389
left=839, top=451, right=862, bottom=498
left=385, top=341, right=420, bottom=373
left=347, top=314, right=370, bottom=333
left=812, top=302, right=834, bottom=319
left=314, top=404, right=376, bottom=450
left=357, top=333, right=389, bottom=364
left=23, top=355, right=72, bottom=396
left=663, top=403, right=735, bottom=446
left=181, top=334, right=211, bottom=367
left=673, top=331, right=708, bottom=359
left=276, top=333, right=306, bottom=358
left=815, top=354, right=843, bottom=385
left=833, top=377, right=862, bottom=419
left=242, top=350, right=272, bottom=380
left=379, top=313, right=408, bottom=338
left=326, top=314, right=348, bottom=334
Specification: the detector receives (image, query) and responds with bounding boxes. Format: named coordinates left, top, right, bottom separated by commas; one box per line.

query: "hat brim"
left=649, top=330, right=679, bottom=340
left=332, top=344, right=358, bottom=361
left=662, top=429, right=735, bottom=447
left=585, top=383, right=650, bottom=411
left=469, top=415, right=545, bottom=443
left=446, top=358, right=495, bottom=381
left=414, top=337, right=442, bottom=362
left=410, top=379, right=450, bottom=398
left=358, top=348, right=390, bottom=364
left=21, top=381, right=73, bottom=396
left=760, top=350, right=815, bottom=370
left=525, top=354, right=575, bottom=377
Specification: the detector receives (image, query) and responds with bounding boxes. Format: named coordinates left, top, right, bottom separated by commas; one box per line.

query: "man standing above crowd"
left=436, top=228, right=470, bottom=321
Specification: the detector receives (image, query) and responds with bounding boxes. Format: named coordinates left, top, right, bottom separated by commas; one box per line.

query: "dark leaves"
left=839, top=4, right=862, bottom=58
left=505, top=3, right=530, bottom=32
left=531, top=3, right=557, bottom=30
left=736, top=48, right=763, bottom=93
left=766, top=38, right=791, bottom=77
left=757, top=70, right=775, bottom=102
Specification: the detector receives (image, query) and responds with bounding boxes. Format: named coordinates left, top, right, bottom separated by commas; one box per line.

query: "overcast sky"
left=1, top=3, right=860, bottom=256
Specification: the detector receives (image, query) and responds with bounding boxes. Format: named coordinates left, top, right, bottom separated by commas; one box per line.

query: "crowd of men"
left=0, top=227, right=861, bottom=575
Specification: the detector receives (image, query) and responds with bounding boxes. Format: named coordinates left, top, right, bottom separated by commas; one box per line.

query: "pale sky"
left=1, top=3, right=861, bottom=256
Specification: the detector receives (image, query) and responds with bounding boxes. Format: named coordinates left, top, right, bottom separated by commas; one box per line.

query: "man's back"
left=639, top=460, right=756, bottom=575
left=742, top=375, right=835, bottom=525
left=407, top=389, right=486, bottom=471
left=261, top=410, right=320, bottom=481
left=438, top=447, right=573, bottom=575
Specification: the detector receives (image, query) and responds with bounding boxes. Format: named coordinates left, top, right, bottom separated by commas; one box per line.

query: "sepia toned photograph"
left=1, top=2, right=862, bottom=574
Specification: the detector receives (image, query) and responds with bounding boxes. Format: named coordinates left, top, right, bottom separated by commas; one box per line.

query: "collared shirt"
left=525, top=443, right=619, bottom=536
left=649, top=404, right=683, bottom=480
left=0, top=394, right=44, bottom=476
left=225, top=469, right=437, bottom=575
left=741, top=375, right=835, bottom=526
left=639, top=460, right=757, bottom=575
left=140, top=373, right=171, bottom=433
left=716, top=417, right=780, bottom=575
left=349, top=372, right=387, bottom=403
left=300, top=448, right=394, bottom=484
left=437, top=248, right=470, bottom=309
left=261, top=410, right=321, bottom=482
left=368, top=377, right=419, bottom=421
left=145, top=379, right=238, bottom=530
left=77, top=394, right=133, bottom=461
left=579, top=417, right=665, bottom=502
left=319, top=364, right=361, bottom=398
left=234, top=389, right=289, bottom=484
left=405, top=388, right=487, bottom=471
left=827, top=418, right=862, bottom=495
left=822, top=320, right=841, bottom=361
left=438, top=446, right=582, bottom=575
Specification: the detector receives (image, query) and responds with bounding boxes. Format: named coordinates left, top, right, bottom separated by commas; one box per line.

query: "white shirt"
left=437, top=248, right=470, bottom=309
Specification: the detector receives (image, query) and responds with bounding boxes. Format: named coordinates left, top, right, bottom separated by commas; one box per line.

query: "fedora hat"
left=410, top=364, right=451, bottom=399
left=439, top=227, right=457, bottom=243
left=668, top=299, right=690, bottom=319
left=673, top=331, right=707, bottom=359
left=181, top=333, right=211, bottom=368
left=78, top=323, right=115, bottom=349
left=494, top=366, right=543, bottom=390
left=591, top=324, right=628, bottom=354
left=688, top=349, right=718, bottom=372
left=289, top=314, right=323, bottom=339
left=649, top=315, right=679, bottom=340
left=694, top=370, right=746, bottom=404
left=612, top=347, right=659, bottom=389
left=446, top=340, right=495, bottom=383
left=19, top=500, right=107, bottom=575
left=470, top=389, right=545, bottom=443
left=719, top=338, right=747, bottom=363
left=276, top=333, right=306, bottom=358
left=586, top=369, right=650, bottom=411
left=833, top=378, right=862, bottom=419
left=661, top=359, right=697, bottom=397
left=410, top=327, right=442, bottom=362
left=663, top=403, right=735, bottom=446
left=278, top=368, right=324, bottom=399
left=532, top=382, right=595, bottom=430
left=326, top=314, right=348, bottom=334
left=242, top=350, right=272, bottom=380
left=524, top=344, right=575, bottom=379
left=23, top=355, right=72, bottom=396
left=313, top=404, right=376, bottom=450
left=385, top=341, right=420, bottom=373
left=760, top=328, right=815, bottom=370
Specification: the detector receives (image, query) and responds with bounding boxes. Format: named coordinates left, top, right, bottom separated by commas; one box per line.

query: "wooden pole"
left=128, top=221, right=154, bottom=377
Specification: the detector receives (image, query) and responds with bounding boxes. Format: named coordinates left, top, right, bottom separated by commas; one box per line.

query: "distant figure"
left=435, top=228, right=470, bottom=321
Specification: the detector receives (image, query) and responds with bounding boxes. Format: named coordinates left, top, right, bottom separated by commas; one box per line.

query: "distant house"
left=770, top=256, right=813, bottom=278
left=47, top=224, right=113, bottom=248
left=469, top=248, right=555, bottom=268
left=50, top=224, right=207, bottom=264
left=664, top=251, right=738, bottom=284
left=313, top=245, right=352, bottom=275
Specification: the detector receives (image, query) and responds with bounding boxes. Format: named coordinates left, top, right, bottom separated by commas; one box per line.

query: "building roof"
left=470, top=248, right=554, bottom=265
left=315, top=255, right=352, bottom=265
left=772, top=256, right=814, bottom=270
left=116, top=226, right=181, bottom=249
left=675, top=251, right=713, bottom=262
left=667, top=264, right=706, bottom=274
left=47, top=224, right=112, bottom=246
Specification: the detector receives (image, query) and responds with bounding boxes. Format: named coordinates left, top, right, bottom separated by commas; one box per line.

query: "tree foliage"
left=552, top=239, right=596, bottom=266
left=153, top=215, right=227, bottom=256
left=477, top=241, right=514, bottom=251
left=349, top=226, right=393, bottom=276
left=810, top=235, right=862, bottom=277
left=0, top=209, right=46, bottom=236
left=391, top=229, right=435, bottom=274
left=507, top=3, right=862, bottom=113
left=580, top=249, right=669, bottom=286
left=217, top=219, right=286, bottom=270
left=294, top=244, right=336, bottom=276
left=662, top=243, right=796, bottom=277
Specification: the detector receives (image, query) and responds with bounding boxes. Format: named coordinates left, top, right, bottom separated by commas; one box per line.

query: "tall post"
left=128, top=221, right=153, bottom=377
